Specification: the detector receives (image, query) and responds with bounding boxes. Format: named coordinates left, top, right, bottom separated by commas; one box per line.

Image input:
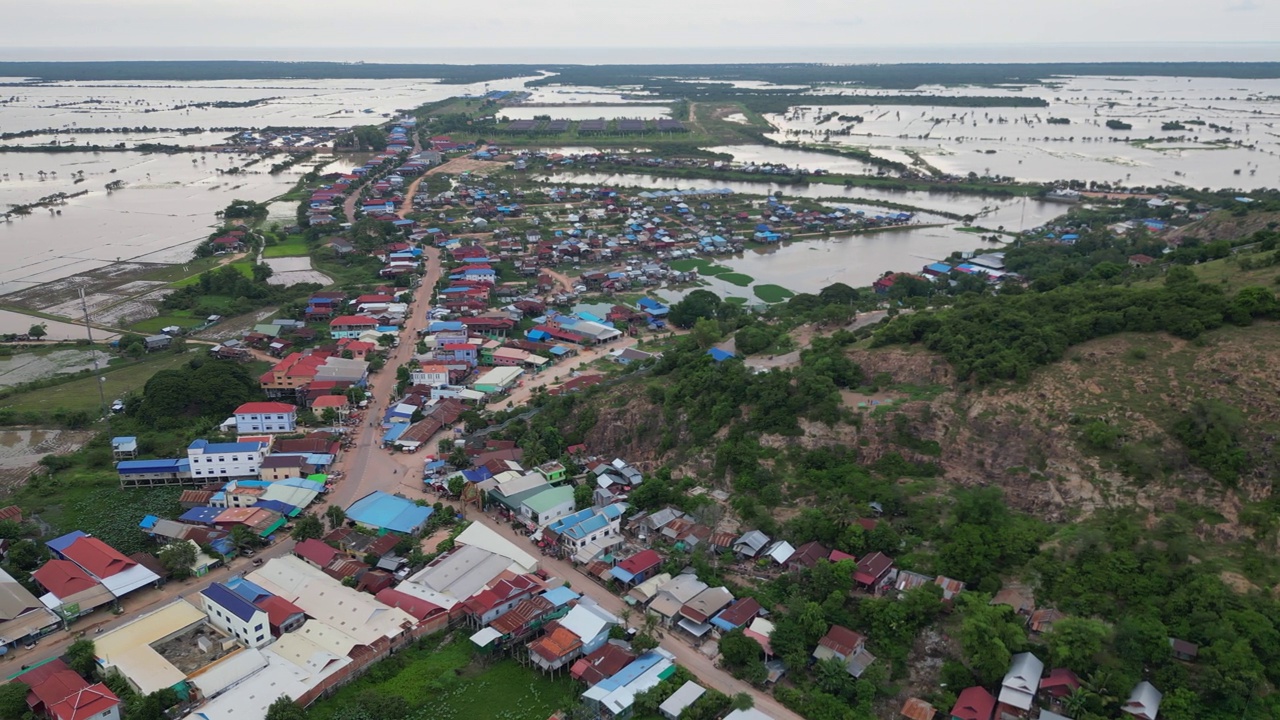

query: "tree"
left=690, top=317, right=722, bottom=349
left=320, top=407, right=339, bottom=425
left=291, top=513, right=324, bottom=541
left=720, top=629, right=767, bottom=683
left=229, top=525, right=261, bottom=553
left=573, top=483, right=594, bottom=510
left=958, top=594, right=1027, bottom=685
left=1045, top=617, right=1109, bottom=674
left=66, top=638, right=98, bottom=677
left=668, top=290, right=722, bottom=329
left=157, top=541, right=197, bottom=581
left=264, top=696, right=308, bottom=720
left=27, top=323, right=47, bottom=340
left=0, top=681, right=30, bottom=720
left=325, top=505, right=346, bottom=531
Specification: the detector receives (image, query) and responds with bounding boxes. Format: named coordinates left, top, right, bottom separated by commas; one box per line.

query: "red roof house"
left=854, top=551, right=895, bottom=589
left=814, top=625, right=866, bottom=661
left=32, top=559, right=103, bottom=599
left=1039, top=667, right=1082, bottom=699
left=234, top=401, right=297, bottom=415
left=951, top=687, right=997, bottom=720
left=60, top=537, right=136, bottom=579
left=376, top=588, right=448, bottom=623
left=293, top=539, right=340, bottom=568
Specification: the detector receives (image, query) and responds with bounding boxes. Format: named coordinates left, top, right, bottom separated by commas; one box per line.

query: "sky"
left=4, top=0, right=1279, bottom=62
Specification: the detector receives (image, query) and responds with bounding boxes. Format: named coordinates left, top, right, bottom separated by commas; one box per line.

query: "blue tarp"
left=707, top=348, right=734, bottom=363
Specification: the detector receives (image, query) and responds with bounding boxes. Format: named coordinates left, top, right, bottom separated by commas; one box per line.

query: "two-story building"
left=233, top=401, right=297, bottom=434
left=187, top=439, right=267, bottom=480
left=410, top=363, right=451, bottom=387
left=329, top=315, right=379, bottom=339
left=520, top=486, right=576, bottom=527
left=199, top=582, right=272, bottom=648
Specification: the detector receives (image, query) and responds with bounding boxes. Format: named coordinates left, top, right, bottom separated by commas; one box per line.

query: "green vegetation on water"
left=718, top=272, right=754, bottom=287
left=753, top=284, right=796, bottom=303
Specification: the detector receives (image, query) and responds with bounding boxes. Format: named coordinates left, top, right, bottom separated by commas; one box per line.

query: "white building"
left=199, top=582, right=271, bottom=648
left=187, top=439, right=267, bottom=480
left=233, top=402, right=298, bottom=434
left=410, top=363, right=451, bottom=387
left=519, top=486, right=576, bottom=527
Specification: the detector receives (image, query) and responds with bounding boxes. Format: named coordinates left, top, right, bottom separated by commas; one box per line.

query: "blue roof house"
left=707, top=348, right=735, bottom=363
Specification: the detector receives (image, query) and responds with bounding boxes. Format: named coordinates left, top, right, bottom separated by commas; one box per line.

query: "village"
left=0, top=103, right=1229, bottom=720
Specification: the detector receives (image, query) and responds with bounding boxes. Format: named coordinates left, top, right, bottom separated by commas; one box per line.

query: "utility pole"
left=79, top=286, right=109, bottom=421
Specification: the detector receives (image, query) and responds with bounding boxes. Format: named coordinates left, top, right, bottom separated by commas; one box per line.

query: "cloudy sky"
left=4, top=0, right=1277, bottom=61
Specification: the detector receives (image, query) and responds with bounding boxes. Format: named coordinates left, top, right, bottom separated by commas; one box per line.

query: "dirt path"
left=539, top=268, right=575, bottom=295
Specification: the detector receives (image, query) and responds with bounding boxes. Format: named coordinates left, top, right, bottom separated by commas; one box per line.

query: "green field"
left=0, top=351, right=193, bottom=414
left=308, top=638, right=579, bottom=720
left=169, top=261, right=255, bottom=288
left=753, top=284, right=796, bottom=303
left=718, top=272, right=754, bottom=287
left=12, top=470, right=183, bottom=556
left=262, top=234, right=310, bottom=258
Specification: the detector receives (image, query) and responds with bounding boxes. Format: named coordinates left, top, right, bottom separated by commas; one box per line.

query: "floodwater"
left=498, top=105, right=672, bottom=121
left=0, top=151, right=295, bottom=295
left=765, top=76, right=1280, bottom=189
left=0, top=77, right=545, bottom=136
left=0, top=347, right=112, bottom=388
left=0, top=309, right=117, bottom=341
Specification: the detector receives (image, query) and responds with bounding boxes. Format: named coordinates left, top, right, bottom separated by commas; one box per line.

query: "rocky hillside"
left=573, top=322, right=1280, bottom=547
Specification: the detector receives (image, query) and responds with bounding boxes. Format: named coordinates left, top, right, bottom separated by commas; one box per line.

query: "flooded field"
left=498, top=105, right=672, bottom=121
left=0, top=77, right=543, bottom=136
left=0, top=348, right=111, bottom=388
left=0, top=151, right=295, bottom=295
left=0, top=309, right=118, bottom=341
left=0, top=428, right=95, bottom=489
left=765, top=76, right=1280, bottom=189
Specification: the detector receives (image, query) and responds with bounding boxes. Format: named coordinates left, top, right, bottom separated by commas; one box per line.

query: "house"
left=951, top=687, right=997, bottom=720
left=329, top=315, right=379, bottom=339
left=935, top=575, right=966, bottom=600
left=610, top=347, right=655, bottom=365
left=581, top=649, right=677, bottom=719
left=1028, top=608, right=1066, bottom=635
left=528, top=625, right=583, bottom=672
left=1122, top=682, right=1162, bottom=720
left=901, top=698, right=937, bottom=720
left=0, top=568, right=60, bottom=650
left=1039, top=668, right=1081, bottom=701
left=520, top=486, right=576, bottom=527
left=345, top=491, right=434, bottom=535
left=46, top=533, right=160, bottom=599
left=1128, top=254, right=1156, bottom=267
left=571, top=643, right=636, bottom=686
left=259, top=454, right=309, bottom=482
left=111, top=437, right=138, bottom=460
left=232, top=401, right=298, bottom=434
left=854, top=551, right=895, bottom=591
left=733, top=530, right=770, bottom=558
left=678, top=586, right=734, bottom=637
left=609, top=549, right=662, bottom=586
left=813, top=625, right=865, bottom=663
left=473, top=366, right=523, bottom=394
left=16, top=659, right=122, bottom=720
left=786, top=541, right=829, bottom=571
left=294, top=538, right=340, bottom=569
left=659, top=681, right=706, bottom=720
left=710, top=597, right=762, bottom=632
left=143, top=335, right=171, bottom=351
left=996, top=652, right=1043, bottom=719
left=556, top=600, right=619, bottom=655
left=31, top=559, right=116, bottom=618
left=199, top=581, right=271, bottom=648
left=649, top=575, right=708, bottom=627
left=1169, top=637, right=1198, bottom=662
left=410, top=363, right=451, bottom=387
left=187, top=439, right=267, bottom=480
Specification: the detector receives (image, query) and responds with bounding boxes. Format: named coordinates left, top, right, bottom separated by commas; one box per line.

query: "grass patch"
left=0, top=351, right=193, bottom=414
left=169, top=261, right=255, bottom=288
left=262, top=234, right=310, bottom=258
left=308, top=638, right=579, bottom=720
left=753, top=284, right=795, bottom=303
left=718, top=272, right=754, bottom=287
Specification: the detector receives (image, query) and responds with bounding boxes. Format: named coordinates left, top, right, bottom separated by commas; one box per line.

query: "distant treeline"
left=3, top=61, right=1279, bottom=87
